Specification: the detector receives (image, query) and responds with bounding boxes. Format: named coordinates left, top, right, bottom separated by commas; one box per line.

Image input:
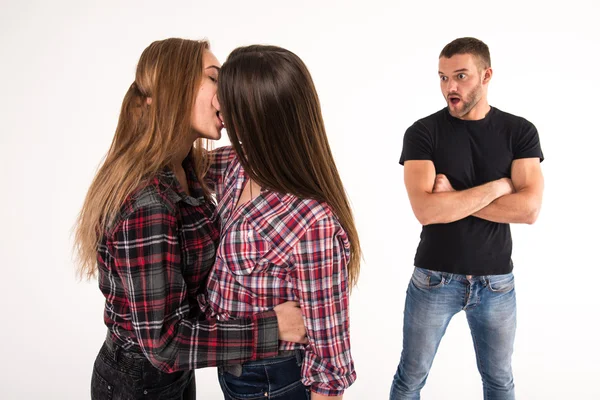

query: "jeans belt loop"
left=294, top=348, right=303, bottom=366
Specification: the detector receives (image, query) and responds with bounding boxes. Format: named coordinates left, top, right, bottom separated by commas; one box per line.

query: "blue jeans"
left=390, top=267, right=517, bottom=400
left=218, top=350, right=310, bottom=399
left=91, top=340, right=195, bottom=400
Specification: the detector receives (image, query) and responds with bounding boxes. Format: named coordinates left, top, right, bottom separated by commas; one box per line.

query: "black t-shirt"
left=400, top=106, right=544, bottom=275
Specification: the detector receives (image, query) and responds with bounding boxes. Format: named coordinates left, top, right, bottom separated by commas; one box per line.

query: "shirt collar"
left=157, top=157, right=206, bottom=206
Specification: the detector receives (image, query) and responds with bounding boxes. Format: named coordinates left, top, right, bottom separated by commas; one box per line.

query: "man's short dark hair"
left=440, top=37, right=491, bottom=70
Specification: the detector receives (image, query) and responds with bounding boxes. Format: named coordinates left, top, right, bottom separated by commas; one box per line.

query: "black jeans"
left=91, top=340, right=195, bottom=400
left=217, top=350, right=309, bottom=400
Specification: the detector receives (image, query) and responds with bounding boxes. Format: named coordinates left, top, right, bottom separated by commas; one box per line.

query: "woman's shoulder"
left=107, top=173, right=178, bottom=235
left=294, top=199, right=348, bottom=243
left=209, top=145, right=238, bottom=165
left=257, top=194, right=343, bottom=240
left=295, top=197, right=336, bottom=225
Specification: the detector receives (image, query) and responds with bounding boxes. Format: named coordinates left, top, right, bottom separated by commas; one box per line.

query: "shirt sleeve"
left=513, top=119, right=544, bottom=162
left=111, top=202, right=279, bottom=372
left=206, top=146, right=237, bottom=202
left=291, top=216, right=356, bottom=396
left=399, top=121, right=434, bottom=165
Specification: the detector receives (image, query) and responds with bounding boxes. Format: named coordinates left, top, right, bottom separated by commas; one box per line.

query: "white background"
left=1, top=0, right=599, bottom=399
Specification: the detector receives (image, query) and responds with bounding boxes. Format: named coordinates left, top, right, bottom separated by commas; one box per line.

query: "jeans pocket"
left=486, top=273, right=515, bottom=293
left=142, top=370, right=194, bottom=399
left=91, top=367, right=113, bottom=400
left=411, top=267, right=445, bottom=290
left=219, top=356, right=307, bottom=400
left=268, top=381, right=309, bottom=399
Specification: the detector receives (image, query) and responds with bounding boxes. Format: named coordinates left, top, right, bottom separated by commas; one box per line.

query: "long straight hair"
left=217, top=45, right=361, bottom=287
left=74, top=38, right=211, bottom=280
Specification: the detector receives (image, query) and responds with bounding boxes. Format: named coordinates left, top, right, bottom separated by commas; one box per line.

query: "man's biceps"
left=511, top=158, right=541, bottom=176
left=513, top=167, right=544, bottom=191
left=405, top=170, right=435, bottom=189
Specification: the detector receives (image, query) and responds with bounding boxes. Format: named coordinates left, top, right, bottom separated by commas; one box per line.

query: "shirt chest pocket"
left=218, top=228, right=273, bottom=276
left=179, top=225, right=217, bottom=278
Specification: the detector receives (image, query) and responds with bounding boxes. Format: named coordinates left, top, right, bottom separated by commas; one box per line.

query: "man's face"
left=438, top=53, right=490, bottom=119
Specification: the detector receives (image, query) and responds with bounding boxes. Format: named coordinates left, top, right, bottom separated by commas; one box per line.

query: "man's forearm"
left=473, top=190, right=541, bottom=224
left=415, top=180, right=507, bottom=225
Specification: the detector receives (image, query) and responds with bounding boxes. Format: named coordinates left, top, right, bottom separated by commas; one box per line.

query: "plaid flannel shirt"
left=97, top=157, right=279, bottom=372
left=202, top=146, right=356, bottom=396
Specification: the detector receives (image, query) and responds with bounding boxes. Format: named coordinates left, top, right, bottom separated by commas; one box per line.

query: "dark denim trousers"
left=91, top=340, right=195, bottom=400
left=218, top=350, right=310, bottom=399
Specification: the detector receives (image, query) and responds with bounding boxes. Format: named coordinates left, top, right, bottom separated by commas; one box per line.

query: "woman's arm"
left=112, top=201, right=280, bottom=372
left=292, top=216, right=356, bottom=397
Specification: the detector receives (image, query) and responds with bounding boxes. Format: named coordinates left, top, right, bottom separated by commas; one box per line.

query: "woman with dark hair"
left=204, top=45, right=361, bottom=399
left=74, top=38, right=306, bottom=400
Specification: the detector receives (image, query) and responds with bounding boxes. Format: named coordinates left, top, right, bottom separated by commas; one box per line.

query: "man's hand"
left=273, top=301, right=308, bottom=344
left=473, top=158, right=543, bottom=224
left=432, top=174, right=455, bottom=193
left=495, top=177, right=516, bottom=197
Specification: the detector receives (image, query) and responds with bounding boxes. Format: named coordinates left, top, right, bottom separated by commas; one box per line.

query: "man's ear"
left=482, top=67, right=493, bottom=85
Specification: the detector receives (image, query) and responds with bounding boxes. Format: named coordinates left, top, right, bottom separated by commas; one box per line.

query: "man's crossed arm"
left=403, top=158, right=543, bottom=225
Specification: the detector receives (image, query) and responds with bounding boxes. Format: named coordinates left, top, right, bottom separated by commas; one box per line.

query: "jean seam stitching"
left=487, top=275, right=515, bottom=293
left=468, top=315, right=487, bottom=399
left=269, top=380, right=306, bottom=397
left=264, top=365, right=271, bottom=398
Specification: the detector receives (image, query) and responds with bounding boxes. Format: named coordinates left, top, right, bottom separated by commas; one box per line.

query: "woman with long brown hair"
left=74, top=38, right=305, bottom=399
left=204, top=45, right=361, bottom=399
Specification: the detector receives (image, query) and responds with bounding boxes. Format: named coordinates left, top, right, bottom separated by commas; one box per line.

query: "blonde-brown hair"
left=218, top=45, right=362, bottom=288
left=74, top=38, right=211, bottom=280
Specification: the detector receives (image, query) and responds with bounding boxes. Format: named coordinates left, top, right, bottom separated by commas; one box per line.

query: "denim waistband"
left=104, top=331, right=145, bottom=354
left=98, top=342, right=148, bottom=376
left=102, top=333, right=147, bottom=367
left=220, top=348, right=305, bottom=377
left=415, top=267, right=508, bottom=285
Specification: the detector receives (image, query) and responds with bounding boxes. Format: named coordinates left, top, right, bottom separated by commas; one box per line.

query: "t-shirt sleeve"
left=399, top=121, right=434, bottom=165
left=513, top=119, right=544, bottom=162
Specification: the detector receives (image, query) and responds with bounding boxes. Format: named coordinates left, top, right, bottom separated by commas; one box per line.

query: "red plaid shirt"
left=202, top=146, right=356, bottom=396
left=97, top=157, right=279, bottom=373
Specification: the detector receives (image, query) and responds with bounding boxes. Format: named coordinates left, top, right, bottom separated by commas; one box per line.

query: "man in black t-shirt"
left=390, top=38, right=544, bottom=400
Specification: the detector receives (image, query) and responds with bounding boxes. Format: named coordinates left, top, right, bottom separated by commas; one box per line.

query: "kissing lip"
left=216, top=111, right=225, bottom=127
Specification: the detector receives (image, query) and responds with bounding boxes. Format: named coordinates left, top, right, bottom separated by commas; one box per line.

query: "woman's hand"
left=273, top=301, right=308, bottom=344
